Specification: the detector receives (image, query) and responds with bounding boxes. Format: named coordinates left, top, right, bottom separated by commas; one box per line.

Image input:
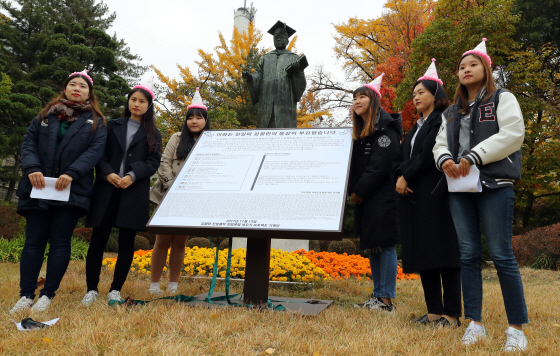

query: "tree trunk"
left=522, top=192, right=535, bottom=227
left=4, top=149, right=22, bottom=202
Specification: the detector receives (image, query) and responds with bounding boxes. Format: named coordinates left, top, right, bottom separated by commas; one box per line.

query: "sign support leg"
left=243, top=237, right=271, bottom=305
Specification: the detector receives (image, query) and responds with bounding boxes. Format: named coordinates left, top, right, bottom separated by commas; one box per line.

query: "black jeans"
left=85, top=189, right=136, bottom=292
left=419, top=268, right=462, bottom=317
left=20, top=206, right=83, bottom=299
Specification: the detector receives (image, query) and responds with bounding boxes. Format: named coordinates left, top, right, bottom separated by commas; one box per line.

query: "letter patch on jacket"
left=378, top=135, right=391, bottom=148
left=479, top=103, right=496, bottom=122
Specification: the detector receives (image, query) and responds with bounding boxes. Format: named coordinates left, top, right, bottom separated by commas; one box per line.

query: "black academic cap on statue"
left=267, top=20, right=296, bottom=37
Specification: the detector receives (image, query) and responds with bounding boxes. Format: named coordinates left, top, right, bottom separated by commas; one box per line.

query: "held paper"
left=30, top=177, right=71, bottom=201
left=446, top=164, right=482, bottom=193
left=149, top=128, right=353, bottom=232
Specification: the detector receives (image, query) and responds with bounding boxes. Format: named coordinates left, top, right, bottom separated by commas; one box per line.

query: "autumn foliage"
left=330, top=0, right=435, bottom=133
left=512, top=223, right=560, bottom=270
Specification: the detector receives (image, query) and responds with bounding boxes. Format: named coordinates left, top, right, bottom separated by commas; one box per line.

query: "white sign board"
left=148, top=128, right=353, bottom=240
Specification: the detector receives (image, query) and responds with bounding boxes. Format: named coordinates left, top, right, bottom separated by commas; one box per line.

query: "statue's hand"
left=242, top=71, right=252, bottom=81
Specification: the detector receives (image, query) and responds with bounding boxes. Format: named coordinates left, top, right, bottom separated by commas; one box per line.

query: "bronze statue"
left=242, top=21, right=307, bottom=128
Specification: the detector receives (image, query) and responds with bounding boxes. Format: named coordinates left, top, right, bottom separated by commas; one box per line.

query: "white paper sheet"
left=30, top=177, right=71, bottom=201
left=446, top=165, right=482, bottom=193
left=11, top=318, right=60, bottom=331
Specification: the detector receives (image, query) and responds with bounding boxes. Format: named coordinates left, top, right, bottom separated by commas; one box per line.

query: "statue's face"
left=273, top=29, right=289, bottom=50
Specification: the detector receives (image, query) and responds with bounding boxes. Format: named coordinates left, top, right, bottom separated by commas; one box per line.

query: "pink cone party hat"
left=187, top=87, right=207, bottom=110
left=132, top=75, right=155, bottom=99
left=462, top=38, right=491, bottom=67
left=68, top=69, right=93, bottom=85
left=363, top=73, right=385, bottom=98
left=418, top=58, right=443, bottom=85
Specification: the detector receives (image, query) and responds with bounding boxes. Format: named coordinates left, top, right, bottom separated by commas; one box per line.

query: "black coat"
left=16, top=112, right=107, bottom=216
left=86, top=118, right=162, bottom=231
left=392, top=111, right=460, bottom=273
left=348, top=109, right=403, bottom=249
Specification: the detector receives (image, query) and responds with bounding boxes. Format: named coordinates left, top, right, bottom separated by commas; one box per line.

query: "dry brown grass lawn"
left=1, top=255, right=559, bottom=355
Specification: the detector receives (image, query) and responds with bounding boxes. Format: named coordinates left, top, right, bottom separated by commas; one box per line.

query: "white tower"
left=233, top=1, right=256, bottom=35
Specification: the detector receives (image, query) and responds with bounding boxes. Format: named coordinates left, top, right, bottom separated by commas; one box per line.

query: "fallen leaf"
left=124, top=296, right=137, bottom=306
left=210, top=313, right=218, bottom=320
left=42, top=337, right=52, bottom=343
left=553, top=324, right=560, bottom=328
left=365, top=288, right=372, bottom=292
left=37, top=277, right=45, bottom=286
left=314, top=352, right=321, bottom=356
left=263, top=348, right=275, bottom=355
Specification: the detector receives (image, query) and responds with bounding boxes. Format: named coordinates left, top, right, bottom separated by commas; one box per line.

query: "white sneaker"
left=462, top=321, right=488, bottom=346
left=149, top=285, right=163, bottom=295
left=81, top=290, right=99, bottom=307
left=354, top=295, right=384, bottom=310
left=9, top=296, right=34, bottom=314
left=504, top=327, right=528, bottom=352
left=106, top=290, right=121, bottom=302
left=31, top=295, right=51, bottom=312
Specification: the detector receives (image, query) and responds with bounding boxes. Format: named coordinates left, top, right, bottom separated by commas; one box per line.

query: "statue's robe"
left=247, top=49, right=307, bottom=128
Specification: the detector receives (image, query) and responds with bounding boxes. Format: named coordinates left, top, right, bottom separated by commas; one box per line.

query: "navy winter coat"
left=16, top=112, right=107, bottom=216
left=85, top=118, right=162, bottom=231
left=348, top=109, right=403, bottom=249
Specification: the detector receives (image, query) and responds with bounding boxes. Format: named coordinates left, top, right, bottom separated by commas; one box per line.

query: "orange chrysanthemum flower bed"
left=293, top=249, right=419, bottom=281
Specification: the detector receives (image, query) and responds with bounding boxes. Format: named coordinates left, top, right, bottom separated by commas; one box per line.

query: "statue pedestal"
left=232, top=237, right=308, bottom=252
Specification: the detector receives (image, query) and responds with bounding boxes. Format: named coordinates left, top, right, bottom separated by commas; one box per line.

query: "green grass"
left=0, top=235, right=89, bottom=263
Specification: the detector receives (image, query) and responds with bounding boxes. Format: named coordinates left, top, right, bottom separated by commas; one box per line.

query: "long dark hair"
left=352, top=86, right=380, bottom=140
left=38, top=73, right=105, bottom=131
left=412, top=79, right=449, bottom=114
left=454, top=53, right=496, bottom=115
left=176, top=108, right=210, bottom=160
left=124, top=88, right=159, bottom=154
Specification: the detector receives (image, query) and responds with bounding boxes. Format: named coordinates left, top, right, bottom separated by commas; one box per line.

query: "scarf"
left=46, top=99, right=92, bottom=123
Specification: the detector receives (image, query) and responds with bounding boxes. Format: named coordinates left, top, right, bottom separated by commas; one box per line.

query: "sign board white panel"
left=148, top=128, right=353, bottom=239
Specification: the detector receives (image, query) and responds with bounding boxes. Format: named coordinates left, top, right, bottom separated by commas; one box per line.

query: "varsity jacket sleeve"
left=158, top=132, right=180, bottom=189
left=433, top=113, right=453, bottom=171
left=463, top=92, right=525, bottom=166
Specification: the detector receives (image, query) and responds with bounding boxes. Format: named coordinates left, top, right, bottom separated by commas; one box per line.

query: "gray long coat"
left=247, top=49, right=306, bottom=128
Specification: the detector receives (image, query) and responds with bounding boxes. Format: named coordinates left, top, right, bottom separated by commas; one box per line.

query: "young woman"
left=393, top=59, right=462, bottom=328
left=148, top=88, right=209, bottom=294
left=10, top=70, right=107, bottom=313
left=349, top=74, right=402, bottom=312
left=433, top=39, right=528, bottom=351
left=82, top=84, right=161, bottom=306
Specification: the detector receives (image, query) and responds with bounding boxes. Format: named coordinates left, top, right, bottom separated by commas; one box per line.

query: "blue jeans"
left=369, top=246, right=397, bottom=299
left=449, top=187, right=528, bottom=325
left=20, top=206, right=83, bottom=299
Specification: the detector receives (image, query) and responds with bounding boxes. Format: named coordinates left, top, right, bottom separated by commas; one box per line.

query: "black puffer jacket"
left=16, top=112, right=107, bottom=216
left=348, top=108, right=403, bottom=249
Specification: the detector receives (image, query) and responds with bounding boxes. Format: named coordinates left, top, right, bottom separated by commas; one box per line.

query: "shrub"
left=328, top=239, right=356, bottom=255
left=186, top=237, right=212, bottom=249
left=309, top=240, right=321, bottom=252
left=134, top=235, right=151, bottom=251
left=73, top=227, right=93, bottom=241
left=219, top=238, right=230, bottom=250
left=512, top=223, right=560, bottom=270
left=0, top=235, right=89, bottom=262
left=0, top=202, right=24, bottom=240
left=105, top=237, right=119, bottom=253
